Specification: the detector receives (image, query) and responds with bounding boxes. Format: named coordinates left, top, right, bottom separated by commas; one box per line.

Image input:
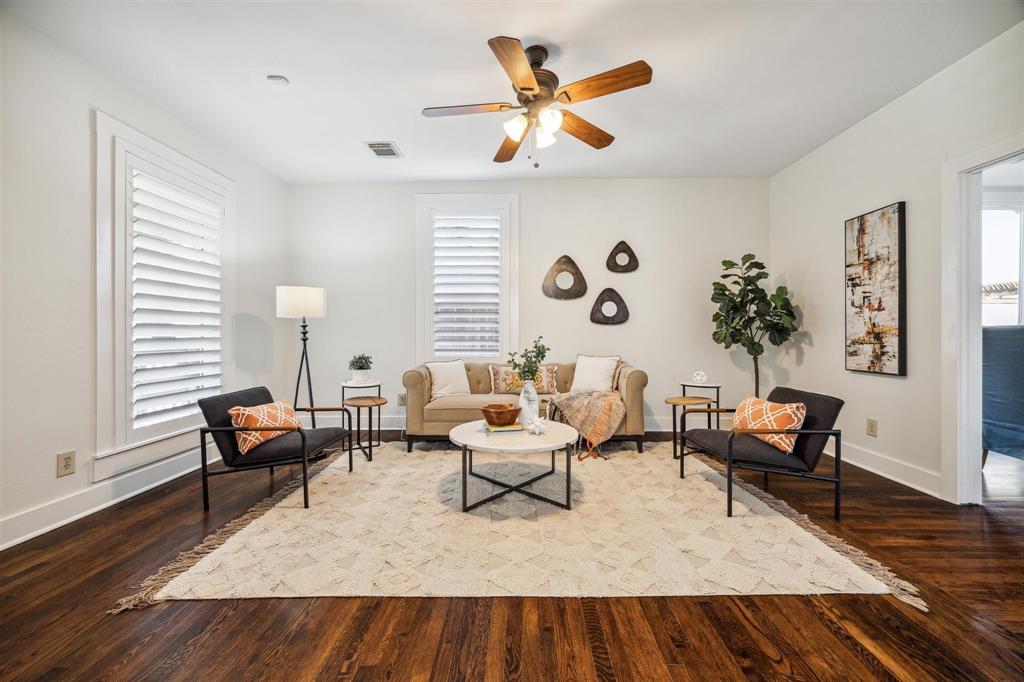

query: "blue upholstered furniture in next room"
left=982, top=326, right=1024, bottom=467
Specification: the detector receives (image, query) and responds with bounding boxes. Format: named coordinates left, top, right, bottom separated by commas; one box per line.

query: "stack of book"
left=484, top=422, right=523, bottom=434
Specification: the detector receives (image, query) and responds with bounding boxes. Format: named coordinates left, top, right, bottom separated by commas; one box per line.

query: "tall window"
left=416, top=195, right=518, bottom=361
left=128, top=162, right=225, bottom=431
left=431, top=215, right=502, bottom=357
left=96, top=111, right=234, bottom=459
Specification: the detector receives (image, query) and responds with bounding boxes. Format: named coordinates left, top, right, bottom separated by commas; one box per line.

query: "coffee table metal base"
left=461, top=445, right=572, bottom=512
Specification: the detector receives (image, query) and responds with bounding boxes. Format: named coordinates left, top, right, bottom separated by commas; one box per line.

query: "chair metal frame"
left=200, top=406, right=353, bottom=511
left=680, top=406, right=843, bottom=520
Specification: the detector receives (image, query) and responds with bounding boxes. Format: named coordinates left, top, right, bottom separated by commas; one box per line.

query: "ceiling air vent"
left=366, top=141, right=403, bottom=159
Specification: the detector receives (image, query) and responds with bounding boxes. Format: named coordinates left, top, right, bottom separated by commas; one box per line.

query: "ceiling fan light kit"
left=422, top=36, right=652, bottom=166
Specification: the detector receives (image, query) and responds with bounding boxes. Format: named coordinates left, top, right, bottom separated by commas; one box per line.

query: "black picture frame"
left=844, top=201, right=907, bottom=376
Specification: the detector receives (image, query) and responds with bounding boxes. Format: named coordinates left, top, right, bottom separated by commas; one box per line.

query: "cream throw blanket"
left=546, top=390, right=625, bottom=457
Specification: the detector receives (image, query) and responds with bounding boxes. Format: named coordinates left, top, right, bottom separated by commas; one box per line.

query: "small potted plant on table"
left=348, top=354, right=373, bottom=383
left=508, top=336, right=550, bottom=426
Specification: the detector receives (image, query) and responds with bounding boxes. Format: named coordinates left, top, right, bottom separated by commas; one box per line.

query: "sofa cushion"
left=571, top=355, right=620, bottom=392
left=199, top=387, right=274, bottom=466
left=684, top=428, right=810, bottom=472
left=488, top=364, right=559, bottom=394
left=242, top=427, right=349, bottom=466
left=733, top=394, right=806, bottom=454
left=228, top=400, right=302, bottom=454
left=426, top=359, right=471, bottom=399
left=424, top=393, right=552, bottom=424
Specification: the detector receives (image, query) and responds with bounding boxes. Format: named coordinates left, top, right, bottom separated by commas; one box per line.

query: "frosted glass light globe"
left=538, top=107, right=564, bottom=134
left=536, top=129, right=557, bottom=149
left=502, top=114, right=529, bottom=142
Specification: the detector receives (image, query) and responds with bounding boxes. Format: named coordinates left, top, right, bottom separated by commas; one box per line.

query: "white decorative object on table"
left=518, top=379, right=540, bottom=424
left=692, top=370, right=707, bottom=384
left=525, top=417, right=547, bottom=435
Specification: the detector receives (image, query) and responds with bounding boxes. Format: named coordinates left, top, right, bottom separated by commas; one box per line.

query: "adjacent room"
left=2, top=1, right=1023, bottom=679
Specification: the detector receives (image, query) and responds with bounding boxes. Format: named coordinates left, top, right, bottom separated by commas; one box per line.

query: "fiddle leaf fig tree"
left=711, top=254, right=797, bottom=397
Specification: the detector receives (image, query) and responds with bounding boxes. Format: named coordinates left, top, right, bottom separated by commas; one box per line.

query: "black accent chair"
left=679, top=387, right=845, bottom=519
left=197, top=387, right=352, bottom=510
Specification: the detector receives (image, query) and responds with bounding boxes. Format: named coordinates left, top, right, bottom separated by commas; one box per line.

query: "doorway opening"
left=979, top=155, right=1024, bottom=501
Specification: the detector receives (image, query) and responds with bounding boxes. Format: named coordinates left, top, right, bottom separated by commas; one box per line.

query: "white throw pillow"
left=570, top=354, right=621, bottom=392
left=426, top=360, right=471, bottom=399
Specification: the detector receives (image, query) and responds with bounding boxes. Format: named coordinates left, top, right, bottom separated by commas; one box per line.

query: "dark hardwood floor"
left=1, top=438, right=1023, bottom=681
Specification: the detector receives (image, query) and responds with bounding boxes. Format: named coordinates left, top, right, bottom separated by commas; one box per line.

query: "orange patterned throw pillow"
left=733, top=395, right=807, bottom=454
left=228, top=401, right=301, bottom=455
left=488, top=364, right=559, bottom=395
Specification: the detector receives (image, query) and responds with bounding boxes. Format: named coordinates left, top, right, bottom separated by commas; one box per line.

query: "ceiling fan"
left=422, top=36, right=652, bottom=166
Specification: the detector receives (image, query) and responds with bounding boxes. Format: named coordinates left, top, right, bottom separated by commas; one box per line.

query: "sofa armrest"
left=616, top=364, right=648, bottom=435
left=403, top=366, right=431, bottom=435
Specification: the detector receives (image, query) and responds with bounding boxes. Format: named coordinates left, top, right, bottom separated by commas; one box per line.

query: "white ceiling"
left=11, top=1, right=1024, bottom=182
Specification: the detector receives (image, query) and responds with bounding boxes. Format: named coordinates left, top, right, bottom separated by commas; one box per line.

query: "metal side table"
left=341, top=380, right=383, bottom=447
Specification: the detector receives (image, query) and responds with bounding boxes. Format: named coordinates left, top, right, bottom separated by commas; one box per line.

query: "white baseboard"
left=826, top=440, right=943, bottom=499
left=0, top=447, right=219, bottom=551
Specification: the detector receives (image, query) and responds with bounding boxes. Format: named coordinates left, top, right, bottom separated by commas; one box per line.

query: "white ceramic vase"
left=519, top=379, right=539, bottom=425
left=351, top=369, right=371, bottom=383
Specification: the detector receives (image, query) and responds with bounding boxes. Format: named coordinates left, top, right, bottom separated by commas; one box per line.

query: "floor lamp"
left=276, top=286, right=326, bottom=428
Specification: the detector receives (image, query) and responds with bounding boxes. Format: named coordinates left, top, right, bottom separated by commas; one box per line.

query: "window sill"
left=93, top=427, right=208, bottom=482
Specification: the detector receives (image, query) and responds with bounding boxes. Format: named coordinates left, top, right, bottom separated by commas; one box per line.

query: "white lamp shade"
left=276, top=286, right=326, bottom=319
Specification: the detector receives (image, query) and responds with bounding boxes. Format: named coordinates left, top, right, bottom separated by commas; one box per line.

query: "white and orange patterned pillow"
left=488, top=364, right=559, bottom=395
left=228, top=401, right=301, bottom=455
left=733, top=395, right=806, bottom=453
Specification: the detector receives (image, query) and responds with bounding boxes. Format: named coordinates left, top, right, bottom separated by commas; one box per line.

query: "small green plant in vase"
left=348, top=353, right=373, bottom=383
left=508, top=336, right=550, bottom=426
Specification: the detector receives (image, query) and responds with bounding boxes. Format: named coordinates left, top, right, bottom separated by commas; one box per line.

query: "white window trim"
left=414, top=194, right=519, bottom=364
left=94, top=110, right=236, bottom=480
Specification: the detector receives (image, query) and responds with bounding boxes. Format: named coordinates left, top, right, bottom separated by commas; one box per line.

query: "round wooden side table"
left=341, top=380, right=383, bottom=446
left=344, top=396, right=388, bottom=462
left=665, top=396, right=713, bottom=459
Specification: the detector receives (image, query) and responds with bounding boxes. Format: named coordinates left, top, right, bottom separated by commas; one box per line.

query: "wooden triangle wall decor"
left=590, top=288, right=629, bottom=325
left=606, top=241, right=639, bottom=273
left=542, top=255, right=588, bottom=299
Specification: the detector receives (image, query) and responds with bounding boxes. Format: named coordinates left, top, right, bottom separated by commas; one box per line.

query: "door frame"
left=940, top=133, right=1024, bottom=504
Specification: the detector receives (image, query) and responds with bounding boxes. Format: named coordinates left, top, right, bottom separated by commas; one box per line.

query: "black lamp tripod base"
left=293, top=317, right=316, bottom=428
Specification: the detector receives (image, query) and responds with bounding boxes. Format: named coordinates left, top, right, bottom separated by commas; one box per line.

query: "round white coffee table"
left=449, top=420, right=579, bottom=512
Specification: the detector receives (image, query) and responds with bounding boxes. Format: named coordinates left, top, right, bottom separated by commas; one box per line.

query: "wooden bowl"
left=481, top=403, right=521, bottom=427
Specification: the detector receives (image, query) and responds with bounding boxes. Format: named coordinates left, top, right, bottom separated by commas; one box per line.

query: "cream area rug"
left=115, top=441, right=924, bottom=611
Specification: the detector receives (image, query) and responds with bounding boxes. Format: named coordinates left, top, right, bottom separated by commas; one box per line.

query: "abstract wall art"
left=844, top=201, right=906, bottom=376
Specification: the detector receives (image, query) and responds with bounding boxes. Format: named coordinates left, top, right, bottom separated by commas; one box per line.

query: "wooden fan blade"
left=560, top=111, right=614, bottom=149
left=488, top=36, right=540, bottom=94
left=555, top=60, right=652, bottom=104
left=494, top=120, right=532, bottom=163
left=422, top=102, right=518, bottom=117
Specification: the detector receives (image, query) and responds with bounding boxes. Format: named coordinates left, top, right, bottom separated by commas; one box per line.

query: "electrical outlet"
left=398, top=392, right=407, bottom=407
left=866, top=418, right=878, bottom=438
left=57, top=450, right=76, bottom=477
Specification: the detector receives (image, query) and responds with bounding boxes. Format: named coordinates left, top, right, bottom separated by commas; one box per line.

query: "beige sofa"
left=402, top=361, right=648, bottom=452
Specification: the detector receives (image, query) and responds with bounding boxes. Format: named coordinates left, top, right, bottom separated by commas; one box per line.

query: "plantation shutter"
left=129, top=168, right=224, bottom=429
left=432, top=215, right=502, bottom=357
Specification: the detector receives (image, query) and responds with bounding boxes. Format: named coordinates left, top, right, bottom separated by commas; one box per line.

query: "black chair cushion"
left=198, top=387, right=274, bottom=466
left=766, top=387, right=844, bottom=470
left=684, top=428, right=810, bottom=472
left=239, top=427, right=349, bottom=466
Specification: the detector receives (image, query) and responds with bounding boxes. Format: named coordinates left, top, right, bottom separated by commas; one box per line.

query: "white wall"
left=0, top=16, right=292, bottom=548
left=287, top=179, right=770, bottom=431
left=768, top=22, right=1024, bottom=498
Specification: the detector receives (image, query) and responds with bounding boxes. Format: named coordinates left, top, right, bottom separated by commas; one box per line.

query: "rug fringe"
left=692, top=453, right=928, bottom=612
left=109, top=450, right=344, bottom=614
